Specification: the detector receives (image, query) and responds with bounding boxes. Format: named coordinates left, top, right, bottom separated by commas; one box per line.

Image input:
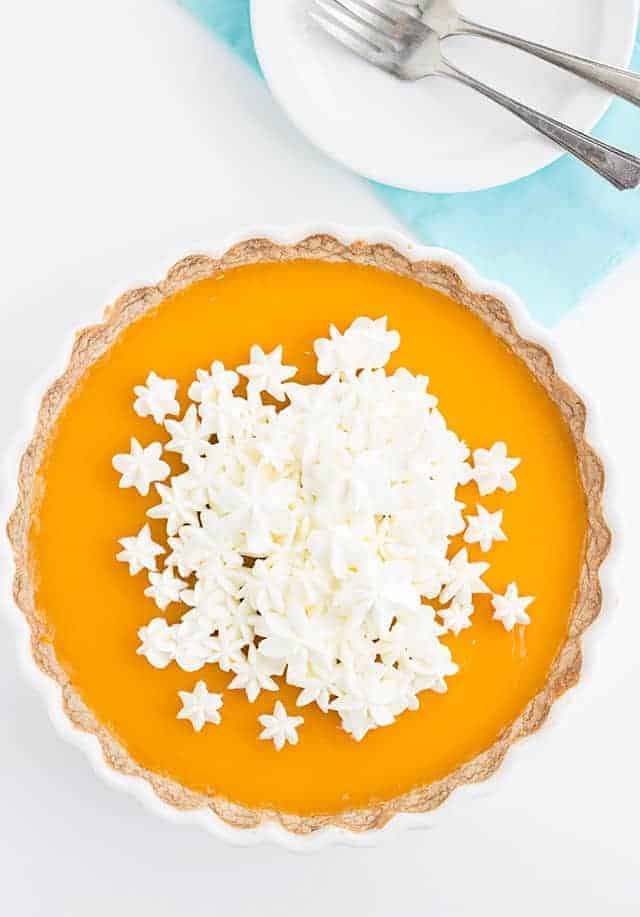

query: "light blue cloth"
left=180, top=0, right=640, bottom=324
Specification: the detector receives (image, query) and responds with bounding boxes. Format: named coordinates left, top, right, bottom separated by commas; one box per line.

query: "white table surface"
left=1, top=1, right=639, bottom=913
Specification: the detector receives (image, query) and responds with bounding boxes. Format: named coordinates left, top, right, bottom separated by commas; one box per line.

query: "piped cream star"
left=133, top=372, right=180, bottom=424
left=117, top=524, right=165, bottom=575
left=464, top=505, right=507, bottom=552
left=439, top=595, right=474, bottom=636
left=147, top=479, right=200, bottom=536
left=177, top=680, right=223, bottom=731
left=164, top=404, right=212, bottom=464
left=347, top=316, right=400, bottom=370
left=188, top=361, right=238, bottom=404
left=238, top=344, right=297, bottom=401
left=472, top=442, right=520, bottom=496
left=491, top=582, right=534, bottom=631
left=227, top=644, right=280, bottom=702
left=440, top=548, right=490, bottom=605
left=258, top=701, right=303, bottom=750
left=137, top=617, right=176, bottom=668
left=314, top=316, right=400, bottom=377
left=144, top=566, right=186, bottom=610
left=112, top=438, right=170, bottom=496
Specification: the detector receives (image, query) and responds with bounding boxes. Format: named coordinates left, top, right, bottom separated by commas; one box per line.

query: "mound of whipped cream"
left=114, top=316, right=532, bottom=743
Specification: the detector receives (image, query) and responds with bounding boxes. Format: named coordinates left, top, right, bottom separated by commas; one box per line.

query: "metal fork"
left=309, top=0, right=640, bottom=190
left=393, top=0, right=640, bottom=107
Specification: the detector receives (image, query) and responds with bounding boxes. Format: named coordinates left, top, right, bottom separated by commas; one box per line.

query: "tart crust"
left=7, top=235, right=610, bottom=835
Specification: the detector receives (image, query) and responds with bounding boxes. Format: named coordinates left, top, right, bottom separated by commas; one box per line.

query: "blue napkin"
left=180, top=0, right=640, bottom=325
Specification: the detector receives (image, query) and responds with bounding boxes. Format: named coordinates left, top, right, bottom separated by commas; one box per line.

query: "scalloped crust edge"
left=7, top=234, right=611, bottom=836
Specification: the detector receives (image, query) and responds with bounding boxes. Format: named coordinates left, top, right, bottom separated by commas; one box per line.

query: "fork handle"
left=437, top=60, right=640, bottom=190
left=454, top=16, right=640, bottom=107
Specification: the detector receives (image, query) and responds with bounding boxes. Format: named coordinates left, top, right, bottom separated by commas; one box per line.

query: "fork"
left=309, top=0, right=640, bottom=190
left=392, top=0, right=640, bottom=107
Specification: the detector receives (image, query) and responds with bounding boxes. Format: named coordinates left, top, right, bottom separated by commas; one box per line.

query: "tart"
left=8, top=235, right=610, bottom=836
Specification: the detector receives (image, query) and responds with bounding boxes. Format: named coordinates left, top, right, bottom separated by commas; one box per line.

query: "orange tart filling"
left=22, top=253, right=599, bottom=819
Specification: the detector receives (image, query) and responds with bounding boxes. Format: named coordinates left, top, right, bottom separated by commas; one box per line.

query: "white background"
left=1, top=1, right=639, bottom=914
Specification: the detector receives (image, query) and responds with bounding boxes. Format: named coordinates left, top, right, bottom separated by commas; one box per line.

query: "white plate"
left=251, top=0, right=639, bottom=192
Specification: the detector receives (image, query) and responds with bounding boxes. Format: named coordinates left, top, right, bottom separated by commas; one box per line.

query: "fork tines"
left=310, top=1, right=391, bottom=60
left=310, top=0, right=422, bottom=65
